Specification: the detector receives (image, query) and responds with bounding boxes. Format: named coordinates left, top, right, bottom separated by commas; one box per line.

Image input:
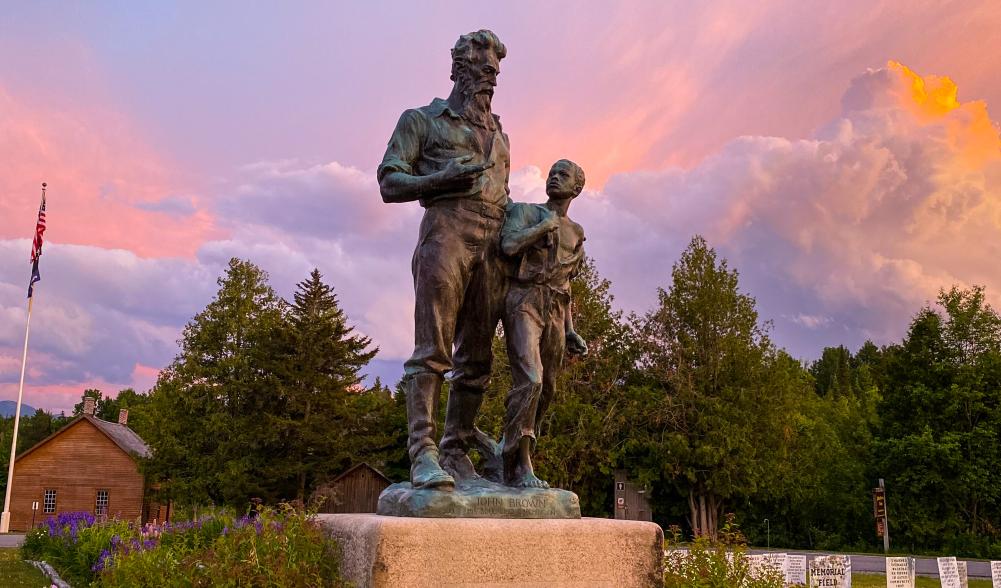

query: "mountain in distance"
left=0, top=400, right=37, bottom=417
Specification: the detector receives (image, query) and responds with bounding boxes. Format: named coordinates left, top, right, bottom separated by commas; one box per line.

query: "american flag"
left=28, top=186, right=46, bottom=298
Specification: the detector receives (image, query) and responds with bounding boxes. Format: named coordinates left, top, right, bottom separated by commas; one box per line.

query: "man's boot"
left=406, top=372, right=454, bottom=490
left=440, top=383, right=493, bottom=482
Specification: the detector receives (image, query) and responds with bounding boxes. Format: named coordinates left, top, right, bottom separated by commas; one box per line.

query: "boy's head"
left=546, top=159, right=585, bottom=201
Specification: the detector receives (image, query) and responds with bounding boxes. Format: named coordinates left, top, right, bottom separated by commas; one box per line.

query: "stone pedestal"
left=317, top=514, right=664, bottom=588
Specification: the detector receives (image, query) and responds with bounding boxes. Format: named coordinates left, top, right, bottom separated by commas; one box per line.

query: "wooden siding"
left=9, top=419, right=145, bottom=531
left=322, top=466, right=391, bottom=514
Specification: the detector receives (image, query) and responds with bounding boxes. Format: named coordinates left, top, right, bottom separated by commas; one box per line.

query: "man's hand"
left=566, top=330, right=588, bottom=356
left=435, top=155, right=495, bottom=192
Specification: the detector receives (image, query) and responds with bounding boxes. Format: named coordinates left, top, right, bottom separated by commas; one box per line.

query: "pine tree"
left=636, top=235, right=790, bottom=539
left=279, top=269, right=377, bottom=500
left=144, top=258, right=286, bottom=505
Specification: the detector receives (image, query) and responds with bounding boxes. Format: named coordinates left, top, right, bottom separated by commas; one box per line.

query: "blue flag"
left=28, top=258, right=40, bottom=298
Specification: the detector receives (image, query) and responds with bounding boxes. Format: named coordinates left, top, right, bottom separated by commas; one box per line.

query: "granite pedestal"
left=317, top=514, right=664, bottom=588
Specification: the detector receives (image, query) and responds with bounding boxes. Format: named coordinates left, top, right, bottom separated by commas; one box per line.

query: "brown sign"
left=873, top=488, right=886, bottom=519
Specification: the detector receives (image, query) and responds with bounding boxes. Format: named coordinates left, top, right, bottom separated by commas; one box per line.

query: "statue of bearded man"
left=378, top=30, right=510, bottom=490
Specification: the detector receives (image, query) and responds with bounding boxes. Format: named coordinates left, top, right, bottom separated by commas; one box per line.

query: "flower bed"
left=21, top=505, right=347, bottom=587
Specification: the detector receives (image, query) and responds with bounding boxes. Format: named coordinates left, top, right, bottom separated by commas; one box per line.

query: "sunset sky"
left=3, top=1, right=1001, bottom=412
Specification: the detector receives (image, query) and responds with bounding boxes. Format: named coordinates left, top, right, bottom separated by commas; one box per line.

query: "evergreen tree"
left=635, top=235, right=798, bottom=539
left=277, top=269, right=378, bottom=500
left=144, top=258, right=286, bottom=506
left=874, top=286, right=1001, bottom=555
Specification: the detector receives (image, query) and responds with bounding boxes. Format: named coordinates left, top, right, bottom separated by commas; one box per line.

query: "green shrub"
left=20, top=505, right=345, bottom=587
left=663, top=515, right=786, bottom=588
left=100, top=504, right=347, bottom=587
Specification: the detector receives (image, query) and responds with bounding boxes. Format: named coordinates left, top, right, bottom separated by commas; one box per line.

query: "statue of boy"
left=499, top=159, right=589, bottom=488
left=377, top=30, right=510, bottom=489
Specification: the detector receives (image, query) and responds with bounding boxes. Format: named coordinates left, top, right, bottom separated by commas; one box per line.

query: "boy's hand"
left=566, top=331, right=588, bottom=356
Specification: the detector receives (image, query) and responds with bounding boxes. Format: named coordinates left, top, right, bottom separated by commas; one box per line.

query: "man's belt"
left=427, top=197, right=506, bottom=221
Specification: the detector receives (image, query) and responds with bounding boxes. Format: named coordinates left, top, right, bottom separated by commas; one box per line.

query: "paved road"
left=0, top=533, right=25, bottom=547
left=750, top=549, right=993, bottom=579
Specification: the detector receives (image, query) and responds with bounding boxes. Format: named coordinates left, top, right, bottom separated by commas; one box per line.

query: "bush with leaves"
left=663, top=514, right=786, bottom=588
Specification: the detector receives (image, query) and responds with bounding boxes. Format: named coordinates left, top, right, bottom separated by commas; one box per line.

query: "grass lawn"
left=853, top=573, right=993, bottom=587
left=0, top=548, right=49, bottom=588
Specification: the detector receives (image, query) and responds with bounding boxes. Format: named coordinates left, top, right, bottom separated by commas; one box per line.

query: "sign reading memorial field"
left=885, top=557, right=914, bottom=588
left=809, top=554, right=851, bottom=588
left=938, top=557, right=962, bottom=588
left=786, top=554, right=807, bottom=586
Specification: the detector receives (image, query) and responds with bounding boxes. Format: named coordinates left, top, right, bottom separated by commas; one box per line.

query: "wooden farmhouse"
left=318, top=463, right=392, bottom=514
left=7, top=397, right=165, bottom=531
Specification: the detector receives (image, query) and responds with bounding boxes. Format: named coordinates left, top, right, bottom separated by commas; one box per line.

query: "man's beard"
left=456, top=77, right=495, bottom=129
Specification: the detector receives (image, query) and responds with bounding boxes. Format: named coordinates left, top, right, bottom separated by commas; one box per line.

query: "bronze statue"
left=499, top=160, right=588, bottom=488
left=376, top=31, right=588, bottom=517
left=378, top=30, right=510, bottom=490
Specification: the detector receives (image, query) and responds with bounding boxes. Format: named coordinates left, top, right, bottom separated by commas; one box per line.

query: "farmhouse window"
left=95, top=490, right=109, bottom=516
left=43, top=489, right=56, bottom=513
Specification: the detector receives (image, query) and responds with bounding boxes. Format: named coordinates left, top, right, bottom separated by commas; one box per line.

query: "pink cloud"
left=0, top=86, right=222, bottom=258
left=581, top=60, right=1001, bottom=352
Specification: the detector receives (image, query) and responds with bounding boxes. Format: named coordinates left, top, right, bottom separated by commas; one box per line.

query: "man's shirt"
left=502, top=202, right=585, bottom=294
left=378, top=98, right=511, bottom=207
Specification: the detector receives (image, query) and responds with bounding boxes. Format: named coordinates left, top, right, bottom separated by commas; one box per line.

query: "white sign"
left=748, top=554, right=768, bottom=579
left=938, top=557, right=961, bottom=588
left=786, top=554, right=807, bottom=586
left=809, top=554, right=851, bottom=588
left=991, top=560, right=1001, bottom=588
left=957, top=560, right=968, bottom=588
left=885, top=557, right=914, bottom=588
left=765, top=553, right=788, bottom=579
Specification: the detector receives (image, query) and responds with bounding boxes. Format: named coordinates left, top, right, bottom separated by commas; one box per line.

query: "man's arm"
left=501, top=207, right=558, bottom=257
left=378, top=110, right=493, bottom=203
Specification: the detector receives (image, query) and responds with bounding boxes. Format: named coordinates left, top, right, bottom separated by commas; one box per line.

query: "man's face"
left=546, top=162, right=577, bottom=200
left=465, top=49, right=500, bottom=97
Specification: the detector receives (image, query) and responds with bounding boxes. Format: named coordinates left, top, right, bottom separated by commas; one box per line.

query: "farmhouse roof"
left=330, top=462, right=392, bottom=485
left=14, top=414, right=152, bottom=463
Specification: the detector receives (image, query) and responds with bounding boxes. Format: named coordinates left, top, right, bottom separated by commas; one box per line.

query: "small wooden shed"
left=7, top=404, right=161, bottom=531
left=318, top=463, right=391, bottom=514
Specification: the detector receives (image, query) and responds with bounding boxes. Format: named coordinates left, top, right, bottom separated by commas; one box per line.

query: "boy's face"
left=546, top=162, right=577, bottom=200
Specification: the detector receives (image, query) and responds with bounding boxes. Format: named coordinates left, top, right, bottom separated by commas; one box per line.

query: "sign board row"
left=670, top=551, right=1001, bottom=588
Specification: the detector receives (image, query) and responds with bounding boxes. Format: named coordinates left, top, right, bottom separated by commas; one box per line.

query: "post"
left=764, top=518, right=770, bottom=549
left=880, top=478, right=890, bottom=553
left=1, top=296, right=34, bottom=533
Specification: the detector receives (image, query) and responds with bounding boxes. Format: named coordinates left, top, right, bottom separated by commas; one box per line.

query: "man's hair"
left=552, top=159, right=586, bottom=196
left=451, top=30, right=507, bottom=81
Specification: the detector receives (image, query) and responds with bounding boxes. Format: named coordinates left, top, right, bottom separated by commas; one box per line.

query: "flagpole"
left=1, top=181, right=45, bottom=534
left=0, top=295, right=34, bottom=533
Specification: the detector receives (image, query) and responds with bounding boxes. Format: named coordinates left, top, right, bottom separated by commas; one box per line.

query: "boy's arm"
left=565, top=234, right=588, bottom=356
left=501, top=207, right=559, bottom=257
left=565, top=300, right=587, bottom=356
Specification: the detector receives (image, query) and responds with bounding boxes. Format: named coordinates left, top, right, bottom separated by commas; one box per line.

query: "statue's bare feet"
left=513, top=470, right=550, bottom=489
left=504, top=458, right=550, bottom=488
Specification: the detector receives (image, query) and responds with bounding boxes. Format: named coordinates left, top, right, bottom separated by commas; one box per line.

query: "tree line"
left=3, top=237, right=999, bottom=558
